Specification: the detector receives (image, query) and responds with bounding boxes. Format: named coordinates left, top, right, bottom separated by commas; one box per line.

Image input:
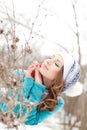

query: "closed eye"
left=47, top=57, right=51, bottom=59
left=55, top=61, right=61, bottom=67
left=47, top=56, right=53, bottom=59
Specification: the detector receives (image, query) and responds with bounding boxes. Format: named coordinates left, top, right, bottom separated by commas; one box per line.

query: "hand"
left=26, top=61, right=41, bottom=78
left=26, top=65, right=36, bottom=78
left=29, top=61, right=40, bottom=69
left=34, top=68, right=42, bottom=84
left=31, top=61, right=42, bottom=84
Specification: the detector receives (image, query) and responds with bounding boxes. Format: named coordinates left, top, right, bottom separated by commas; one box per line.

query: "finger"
left=27, top=64, right=36, bottom=69
left=32, top=61, right=40, bottom=67
left=33, top=61, right=39, bottom=64
left=26, top=66, right=36, bottom=77
left=27, top=62, right=40, bottom=74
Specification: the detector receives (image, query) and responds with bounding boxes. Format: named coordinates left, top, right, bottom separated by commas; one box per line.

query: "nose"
left=46, top=59, right=51, bottom=65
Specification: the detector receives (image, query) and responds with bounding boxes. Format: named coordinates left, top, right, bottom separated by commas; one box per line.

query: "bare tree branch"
left=71, top=0, right=81, bottom=65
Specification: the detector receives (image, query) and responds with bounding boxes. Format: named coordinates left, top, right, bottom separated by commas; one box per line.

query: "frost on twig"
left=0, top=0, right=45, bottom=128
left=0, top=16, right=32, bottom=130
left=0, top=62, right=33, bottom=129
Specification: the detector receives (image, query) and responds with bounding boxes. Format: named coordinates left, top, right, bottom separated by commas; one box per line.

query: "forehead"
left=54, top=54, right=64, bottom=66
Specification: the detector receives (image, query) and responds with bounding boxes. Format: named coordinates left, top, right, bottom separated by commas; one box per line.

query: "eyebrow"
left=49, top=55, right=62, bottom=65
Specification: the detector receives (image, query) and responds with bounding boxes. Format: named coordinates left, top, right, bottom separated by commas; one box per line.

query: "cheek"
left=50, top=65, right=60, bottom=79
left=39, top=67, right=52, bottom=79
left=51, top=69, right=58, bottom=79
left=39, top=67, right=46, bottom=76
left=39, top=65, right=59, bottom=80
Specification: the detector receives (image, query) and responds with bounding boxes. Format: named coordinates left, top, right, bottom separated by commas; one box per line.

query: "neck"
left=42, top=76, right=54, bottom=88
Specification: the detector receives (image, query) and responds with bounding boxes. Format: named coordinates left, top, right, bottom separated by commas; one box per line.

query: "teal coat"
left=0, top=69, right=64, bottom=125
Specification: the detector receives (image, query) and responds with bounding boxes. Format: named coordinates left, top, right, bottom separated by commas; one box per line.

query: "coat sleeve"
left=13, top=69, right=34, bottom=99
left=13, top=69, right=46, bottom=102
left=28, top=81, right=46, bottom=102
left=24, top=97, right=64, bottom=125
left=13, top=70, right=46, bottom=118
left=13, top=69, right=64, bottom=125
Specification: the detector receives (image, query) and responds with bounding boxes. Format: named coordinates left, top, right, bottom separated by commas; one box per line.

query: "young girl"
left=0, top=52, right=80, bottom=125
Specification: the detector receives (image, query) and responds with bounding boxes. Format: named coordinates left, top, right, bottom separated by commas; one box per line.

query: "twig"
left=27, top=0, right=45, bottom=44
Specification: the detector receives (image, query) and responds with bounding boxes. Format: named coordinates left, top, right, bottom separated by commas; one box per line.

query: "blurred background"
left=0, top=0, right=87, bottom=130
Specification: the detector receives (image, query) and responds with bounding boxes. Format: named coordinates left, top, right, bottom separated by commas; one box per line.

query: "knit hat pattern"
left=62, top=60, right=80, bottom=92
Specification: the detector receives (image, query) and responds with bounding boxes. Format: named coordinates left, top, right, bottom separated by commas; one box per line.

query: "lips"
left=43, top=64, right=48, bottom=70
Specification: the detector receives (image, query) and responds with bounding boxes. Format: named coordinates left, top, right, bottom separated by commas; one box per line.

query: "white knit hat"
left=58, top=52, right=81, bottom=96
left=65, top=82, right=83, bottom=97
left=59, top=52, right=75, bottom=80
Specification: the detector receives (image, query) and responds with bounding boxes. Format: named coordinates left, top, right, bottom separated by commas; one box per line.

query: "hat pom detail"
left=64, top=82, right=83, bottom=97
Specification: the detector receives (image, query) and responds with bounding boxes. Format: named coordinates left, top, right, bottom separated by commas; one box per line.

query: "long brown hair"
left=38, top=66, right=64, bottom=111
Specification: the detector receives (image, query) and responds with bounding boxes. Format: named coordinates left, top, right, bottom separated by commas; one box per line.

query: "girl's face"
left=39, top=54, right=64, bottom=81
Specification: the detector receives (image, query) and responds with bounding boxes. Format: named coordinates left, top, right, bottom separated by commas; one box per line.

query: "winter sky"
left=0, top=0, right=87, bottom=64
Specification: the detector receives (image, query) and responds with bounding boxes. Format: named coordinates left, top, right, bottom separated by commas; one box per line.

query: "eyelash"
left=48, top=57, right=61, bottom=67
left=55, top=62, right=61, bottom=67
left=47, top=57, right=52, bottom=59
